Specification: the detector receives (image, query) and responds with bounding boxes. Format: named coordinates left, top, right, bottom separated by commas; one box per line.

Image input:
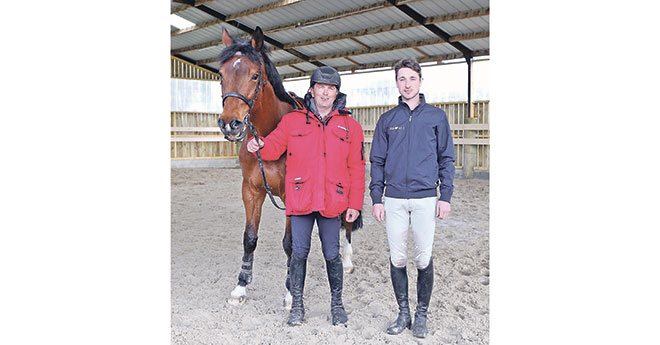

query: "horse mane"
left=218, top=37, right=297, bottom=108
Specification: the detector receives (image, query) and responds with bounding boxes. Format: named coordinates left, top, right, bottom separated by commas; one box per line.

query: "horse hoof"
left=344, top=265, right=354, bottom=274
left=229, top=285, right=247, bottom=305
left=227, top=295, right=247, bottom=305
left=283, top=291, right=292, bottom=310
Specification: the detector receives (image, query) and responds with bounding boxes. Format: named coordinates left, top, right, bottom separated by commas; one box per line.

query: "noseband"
left=221, top=69, right=263, bottom=142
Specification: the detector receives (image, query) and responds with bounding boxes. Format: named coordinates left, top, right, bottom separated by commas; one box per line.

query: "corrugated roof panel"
left=171, top=26, right=224, bottom=51
left=180, top=47, right=222, bottom=62
left=315, top=58, right=354, bottom=68
left=174, top=8, right=218, bottom=25
left=374, top=6, right=416, bottom=23
left=437, top=17, right=488, bottom=35
left=418, top=43, right=462, bottom=56
left=171, top=0, right=488, bottom=75
left=345, top=49, right=422, bottom=65
left=358, top=26, right=438, bottom=48
left=171, top=2, right=187, bottom=12
left=249, top=1, right=408, bottom=45
left=275, top=65, right=299, bottom=75
left=461, top=38, right=489, bottom=51
left=295, top=39, right=364, bottom=58
left=409, top=0, right=469, bottom=14
left=205, top=0, right=276, bottom=15
left=290, top=61, right=319, bottom=71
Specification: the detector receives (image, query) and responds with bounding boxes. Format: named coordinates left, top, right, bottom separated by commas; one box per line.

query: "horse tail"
left=341, top=210, right=363, bottom=232
left=352, top=211, right=363, bottom=232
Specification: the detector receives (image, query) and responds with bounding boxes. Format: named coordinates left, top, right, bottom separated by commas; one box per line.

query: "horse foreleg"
left=282, top=215, right=293, bottom=310
left=229, top=183, right=266, bottom=305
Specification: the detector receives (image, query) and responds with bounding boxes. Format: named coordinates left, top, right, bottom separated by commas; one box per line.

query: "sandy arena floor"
left=171, top=168, right=489, bottom=344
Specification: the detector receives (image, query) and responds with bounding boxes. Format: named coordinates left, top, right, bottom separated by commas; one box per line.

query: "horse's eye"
left=251, top=73, right=259, bottom=80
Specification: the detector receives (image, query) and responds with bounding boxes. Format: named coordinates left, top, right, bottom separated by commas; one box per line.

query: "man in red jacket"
left=246, top=66, right=365, bottom=327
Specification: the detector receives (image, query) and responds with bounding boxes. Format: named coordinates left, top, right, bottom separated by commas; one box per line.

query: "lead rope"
left=244, top=117, right=286, bottom=211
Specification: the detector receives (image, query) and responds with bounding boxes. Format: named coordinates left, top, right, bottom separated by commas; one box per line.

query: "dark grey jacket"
left=369, top=94, right=455, bottom=204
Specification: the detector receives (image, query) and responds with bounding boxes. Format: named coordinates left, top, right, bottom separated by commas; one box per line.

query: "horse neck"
left=250, top=82, right=293, bottom=137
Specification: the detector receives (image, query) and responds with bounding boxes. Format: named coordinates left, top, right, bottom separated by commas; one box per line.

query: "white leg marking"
left=283, top=291, right=293, bottom=310
left=343, top=239, right=354, bottom=274
left=228, top=285, right=247, bottom=305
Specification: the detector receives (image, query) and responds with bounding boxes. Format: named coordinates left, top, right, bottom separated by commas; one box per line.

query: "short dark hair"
left=394, top=57, right=422, bottom=79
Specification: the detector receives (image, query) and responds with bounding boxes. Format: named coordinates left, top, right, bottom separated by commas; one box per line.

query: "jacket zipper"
left=406, top=107, right=412, bottom=199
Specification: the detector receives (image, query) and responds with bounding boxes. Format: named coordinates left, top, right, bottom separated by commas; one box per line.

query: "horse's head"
left=217, top=27, right=267, bottom=142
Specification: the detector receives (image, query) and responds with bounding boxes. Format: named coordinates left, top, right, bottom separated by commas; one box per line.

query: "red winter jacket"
left=255, top=102, right=365, bottom=218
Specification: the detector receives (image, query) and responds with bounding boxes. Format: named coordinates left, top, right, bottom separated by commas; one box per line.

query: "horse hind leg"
left=282, top=215, right=293, bottom=310
left=341, top=212, right=355, bottom=274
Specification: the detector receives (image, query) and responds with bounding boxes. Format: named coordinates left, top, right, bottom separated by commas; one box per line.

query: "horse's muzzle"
left=218, top=117, right=247, bottom=142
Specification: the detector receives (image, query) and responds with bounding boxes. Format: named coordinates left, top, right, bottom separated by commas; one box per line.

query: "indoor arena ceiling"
left=171, top=0, right=489, bottom=80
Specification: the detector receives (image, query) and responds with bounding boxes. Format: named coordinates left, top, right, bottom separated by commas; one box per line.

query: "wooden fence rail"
left=171, top=100, right=489, bottom=170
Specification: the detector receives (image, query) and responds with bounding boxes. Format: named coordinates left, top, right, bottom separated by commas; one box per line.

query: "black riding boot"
left=287, top=255, right=307, bottom=326
left=386, top=260, right=412, bottom=335
left=413, top=258, right=434, bottom=338
left=326, top=255, right=348, bottom=326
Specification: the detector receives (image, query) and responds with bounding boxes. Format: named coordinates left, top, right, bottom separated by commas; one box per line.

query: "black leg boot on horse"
left=326, top=255, right=348, bottom=326
left=386, top=260, right=412, bottom=335
left=413, top=258, right=434, bottom=338
left=287, top=254, right=307, bottom=326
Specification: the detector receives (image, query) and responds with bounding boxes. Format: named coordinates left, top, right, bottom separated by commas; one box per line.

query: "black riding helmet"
left=310, top=66, right=341, bottom=90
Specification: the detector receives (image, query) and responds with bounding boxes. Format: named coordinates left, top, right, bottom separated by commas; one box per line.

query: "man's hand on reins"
left=246, top=137, right=265, bottom=152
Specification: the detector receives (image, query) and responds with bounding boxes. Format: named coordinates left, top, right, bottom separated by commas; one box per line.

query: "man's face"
left=310, top=82, right=338, bottom=111
left=396, top=67, right=423, bottom=100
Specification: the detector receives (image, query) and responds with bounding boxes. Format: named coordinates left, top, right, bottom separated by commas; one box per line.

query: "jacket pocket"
left=286, top=174, right=313, bottom=214
left=329, top=125, right=351, bottom=158
left=330, top=125, right=352, bottom=143
left=325, top=177, right=348, bottom=217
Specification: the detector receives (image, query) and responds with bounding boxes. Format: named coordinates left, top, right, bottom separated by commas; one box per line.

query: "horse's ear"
left=251, top=26, right=264, bottom=51
left=222, top=27, right=234, bottom=47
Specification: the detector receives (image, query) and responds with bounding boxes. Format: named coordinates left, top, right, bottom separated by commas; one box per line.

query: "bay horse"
left=217, top=26, right=362, bottom=307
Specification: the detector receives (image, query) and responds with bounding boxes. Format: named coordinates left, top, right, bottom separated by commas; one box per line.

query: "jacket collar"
left=303, top=91, right=348, bottom=117
left=397, top=93, right=427, bottom=110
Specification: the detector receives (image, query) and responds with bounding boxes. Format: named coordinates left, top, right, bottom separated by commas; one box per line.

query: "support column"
left=463, top=117, right=478, bottom=178
left=466, top=56, right=474, bottom=118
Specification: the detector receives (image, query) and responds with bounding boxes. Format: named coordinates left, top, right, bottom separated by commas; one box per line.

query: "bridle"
left=220, top=66, right=286, bottom=211
left=221, top=68, right=263, bottom=143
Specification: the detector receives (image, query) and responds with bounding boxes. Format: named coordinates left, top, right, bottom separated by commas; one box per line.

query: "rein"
left=221, top=68, right=286, bottom=211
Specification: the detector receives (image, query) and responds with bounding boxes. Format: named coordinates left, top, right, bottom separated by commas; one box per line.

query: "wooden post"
left=463, top=117, right=477, bottom=178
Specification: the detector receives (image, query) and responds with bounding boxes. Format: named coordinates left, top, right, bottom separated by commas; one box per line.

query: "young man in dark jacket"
left=246, top=66, right=365, bottom=327
left=369, top=57, right=455, bottom=338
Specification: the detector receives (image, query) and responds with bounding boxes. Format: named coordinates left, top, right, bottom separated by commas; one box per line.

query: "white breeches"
left=384, top=196, right=437, bottom=269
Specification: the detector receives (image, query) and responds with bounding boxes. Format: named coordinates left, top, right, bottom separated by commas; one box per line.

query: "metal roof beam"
left=279, top=49, right=489, bottom=79
left=171, top=0, right=215, bottom=15
left=174, top=3, right=323, bottom=67
left=195, top=30, right=486, bottom=65
left=172, top=0, right=424, bottom=37
left=276, top=7, right=489, bottom=50
left=172, top=0, right=304, bottom=36
left=267, top=33, right=488, bottom=67
left=385, top=0, right=473, bottom=58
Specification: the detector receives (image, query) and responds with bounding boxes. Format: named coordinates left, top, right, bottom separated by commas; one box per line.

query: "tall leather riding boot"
left=326, top=255, right=348, bottom=326
left=386, top=260, right=412, bottom=335
left=287, top=255, right=307, bottom=326
left=413, top=258, right=434, bottom=338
